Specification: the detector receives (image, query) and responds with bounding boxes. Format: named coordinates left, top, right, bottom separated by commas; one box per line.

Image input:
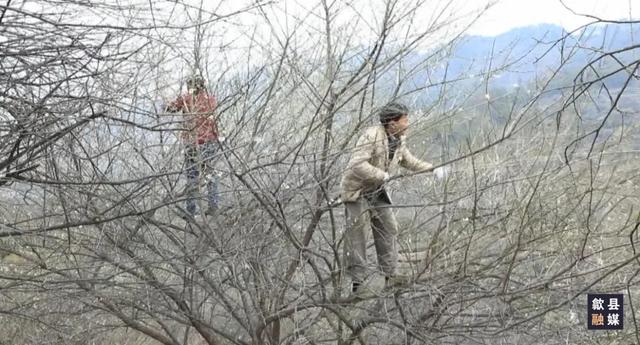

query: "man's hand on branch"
left=433, top=166, right=451, bottom=180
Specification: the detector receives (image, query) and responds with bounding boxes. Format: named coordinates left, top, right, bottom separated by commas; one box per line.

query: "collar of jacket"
left=372, top=125, right=405, bottom=169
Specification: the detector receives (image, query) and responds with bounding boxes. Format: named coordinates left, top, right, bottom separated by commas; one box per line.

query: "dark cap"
left=378, top=102, right=409, bottom=124
left=187, top=75, right=206, bottom=90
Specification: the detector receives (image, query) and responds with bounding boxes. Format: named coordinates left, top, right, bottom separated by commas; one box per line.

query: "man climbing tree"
left=341, top=102, right=441, bottom=295
left=166, top=75, right=222, bottom=217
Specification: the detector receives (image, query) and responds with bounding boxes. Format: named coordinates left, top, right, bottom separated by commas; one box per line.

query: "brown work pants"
left=343, top=190, right=398, bottom=282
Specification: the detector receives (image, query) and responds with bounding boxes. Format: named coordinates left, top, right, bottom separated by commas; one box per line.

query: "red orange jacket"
left=167, top=91, right=219, bottom=145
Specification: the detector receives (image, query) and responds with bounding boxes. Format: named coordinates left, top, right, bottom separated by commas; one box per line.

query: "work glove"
left=433, top=166, right=451, bottom=180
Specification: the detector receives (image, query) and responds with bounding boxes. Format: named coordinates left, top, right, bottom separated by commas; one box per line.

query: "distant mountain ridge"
left=448, top=22, right=640, bottom=90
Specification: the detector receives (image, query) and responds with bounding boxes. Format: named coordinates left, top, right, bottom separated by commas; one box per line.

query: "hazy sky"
left=468, top=0, right=639, bottom=36
left=116, top=0, right=639, bottom=91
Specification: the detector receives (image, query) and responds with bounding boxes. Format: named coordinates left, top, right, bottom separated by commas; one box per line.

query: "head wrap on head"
left=378, top=102, right=409, bottom=124
left=187, top=75, right=206, bottom=91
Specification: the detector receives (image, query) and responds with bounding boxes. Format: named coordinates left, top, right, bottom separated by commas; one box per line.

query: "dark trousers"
left=184, top=142, right=219, bottom=214
left=343, top=189, right=398, bottom=282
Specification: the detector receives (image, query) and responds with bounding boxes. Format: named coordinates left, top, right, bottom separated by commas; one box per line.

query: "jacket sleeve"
left=399, top=145, right=433, bottom=173
left=207, top=95, right=217, bottom=112
left=348, top=130, right=387, bottom=183
left=207, top=95, right=220, bottom=134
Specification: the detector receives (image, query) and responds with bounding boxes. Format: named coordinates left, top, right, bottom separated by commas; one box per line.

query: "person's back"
left=167, top=86, right=218, bottom=145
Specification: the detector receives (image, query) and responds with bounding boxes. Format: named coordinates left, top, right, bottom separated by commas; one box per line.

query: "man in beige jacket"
left=341, top=102, right=433, bottom=294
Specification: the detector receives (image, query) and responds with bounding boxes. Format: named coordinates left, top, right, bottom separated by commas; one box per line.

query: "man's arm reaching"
left=399, top=145, right=432, bottom=173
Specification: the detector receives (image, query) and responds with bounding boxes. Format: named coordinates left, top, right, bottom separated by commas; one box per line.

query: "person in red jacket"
left=166, top=75, right=221, bottom=217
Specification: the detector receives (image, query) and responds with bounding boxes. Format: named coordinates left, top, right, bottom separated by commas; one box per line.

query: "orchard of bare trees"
left=1, top=1, right=639, bottom=344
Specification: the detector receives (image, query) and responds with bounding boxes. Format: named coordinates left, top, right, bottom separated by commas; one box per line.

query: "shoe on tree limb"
left=350, top=284, right=379, bottom=300
left=384, top=274, right=413, bottom=289
left=204, top=206, right=218, bottom=217
left=175, top=207, right=196, bottom=222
